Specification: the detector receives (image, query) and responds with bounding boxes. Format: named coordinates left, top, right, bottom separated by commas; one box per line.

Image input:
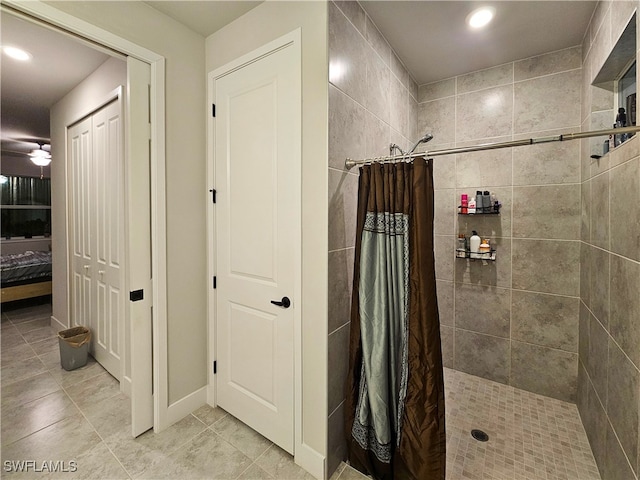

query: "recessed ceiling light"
left=467, top=6, right=496, bottom=29
left=3, top=46, right=32, bottom=61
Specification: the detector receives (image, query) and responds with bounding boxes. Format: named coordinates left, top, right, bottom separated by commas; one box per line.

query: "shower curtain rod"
left=344, top=125, right=640, bottom=169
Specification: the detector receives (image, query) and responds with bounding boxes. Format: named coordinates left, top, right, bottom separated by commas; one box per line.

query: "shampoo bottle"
left=470, top=230, right=481, bottom=259
left=468, top=196, right=476, bottom=214
left=457, top=234, right=467, bottom=258
left=483, top=191, right=491, bottom=214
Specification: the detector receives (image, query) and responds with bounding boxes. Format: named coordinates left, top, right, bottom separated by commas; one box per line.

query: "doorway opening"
left=1, top=3, right=166, bottom=437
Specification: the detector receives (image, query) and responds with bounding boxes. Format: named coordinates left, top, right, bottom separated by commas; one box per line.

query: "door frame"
left=5, top=0, right=171, bottom=432
left=207, top=28, right=302, bottom=455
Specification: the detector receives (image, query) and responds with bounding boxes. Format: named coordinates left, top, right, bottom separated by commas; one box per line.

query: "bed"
left=1, top=250, right=52, bottom=303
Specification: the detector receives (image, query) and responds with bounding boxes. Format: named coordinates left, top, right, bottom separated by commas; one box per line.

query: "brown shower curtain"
left=345, top=158, right=446, bottom=480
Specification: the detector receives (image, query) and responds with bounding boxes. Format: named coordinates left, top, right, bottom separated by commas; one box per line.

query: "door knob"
left=84, top=265, right=90, bottom=270
left=270, top=296, right=291, bottom=308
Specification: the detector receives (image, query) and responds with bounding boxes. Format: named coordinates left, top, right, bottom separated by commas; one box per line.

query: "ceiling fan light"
left=29, top=144, right=52, bottom=166
left=29, top=148, right=50, bottom=158
left=30, top=156, right=52, bottom=167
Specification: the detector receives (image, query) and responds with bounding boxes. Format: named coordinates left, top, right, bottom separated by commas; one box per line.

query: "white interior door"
left=214, top=40, right=300, bottom=454
left=68, top=99, right=122, bottom=380
left=126, top=57, right=154, bottom=437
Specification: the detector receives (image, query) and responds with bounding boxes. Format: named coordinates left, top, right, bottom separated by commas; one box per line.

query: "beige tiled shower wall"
left=424, top=48, right=583, bottom=402
left=578, top=2, right=640, bottom=479
left=327, top=1, right=418, bottom=476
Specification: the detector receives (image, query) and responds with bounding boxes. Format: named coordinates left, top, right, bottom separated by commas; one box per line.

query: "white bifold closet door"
left=68, top=98, right=124, bottom=380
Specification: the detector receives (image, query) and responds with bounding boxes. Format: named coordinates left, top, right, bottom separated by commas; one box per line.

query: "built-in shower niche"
left=592, top=12, right=637, bottom=157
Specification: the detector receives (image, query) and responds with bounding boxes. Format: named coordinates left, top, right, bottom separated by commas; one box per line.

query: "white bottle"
left=469, top=231, right=481, bottom=259
left=468, top=197, right=476, bottom=214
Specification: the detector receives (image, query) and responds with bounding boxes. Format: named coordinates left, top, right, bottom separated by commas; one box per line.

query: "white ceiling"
left=1, top=13, right=112, bottom=157
left=143, top=1, right=597, bottom=86
left=360, top=1, right=597, bottom=86
left=1, top=1, right=597, bottom=163
left=144, top=1, right=263, bottom=37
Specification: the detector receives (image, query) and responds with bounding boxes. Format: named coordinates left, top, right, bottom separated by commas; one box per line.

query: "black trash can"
left=58, top=326, right=91, bottom=371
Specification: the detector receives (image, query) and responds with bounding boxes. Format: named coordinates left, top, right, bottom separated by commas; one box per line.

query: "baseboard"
left=50, top=315, right=66, bottom=331
left=295, top=442, right=325, bottom=480
left=206, top=383, right=216, bottom=406
left=121, top=375, right=132, bottom=396
left=166, top=386, right=208, bottom=426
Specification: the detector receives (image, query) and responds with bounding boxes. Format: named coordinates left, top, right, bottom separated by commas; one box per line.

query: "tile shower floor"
left=1, top=303, right=600, bottom=479
left=443, top=369, right=600, bottom=480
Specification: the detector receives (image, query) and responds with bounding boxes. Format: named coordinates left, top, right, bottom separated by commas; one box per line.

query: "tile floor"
left=1, top=302, right=340, bottom=479
left=1, top=302, right=600, bottom=479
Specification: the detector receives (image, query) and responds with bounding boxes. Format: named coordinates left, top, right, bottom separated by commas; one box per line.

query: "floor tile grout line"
left=3, top=380, right=133, bottom=479
left=81, top=416, right=133, bottom=479
left=0, top=355, right=49, bottom=387
left=206, top=419, right=273, bottom=463
left=248, top=442, right=279, bottom=477
left=42, top=351, right=142, bottom=480
left=0, top=342, right=39, bottom=361
left=82, top=403, right=137, bottom=480
left=128, top=419, right=211, bottom=479
left=0, top=371, right=62, bottom=411
left=6, top=311, right=52, bottom=324
left=0, top=405, right=77, bottom=448
left=9, top=315, right=56, bottom=332
left=55, top=374, right=136, bottom=479
left=233, top=460, right=259, bottom=480
left=47, top=362, right=114, bottom=391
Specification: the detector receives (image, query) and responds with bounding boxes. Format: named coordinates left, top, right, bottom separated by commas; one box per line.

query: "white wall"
left=45, top=1, right=208, bottom=406
left=206, top=0, right=329, bottom=472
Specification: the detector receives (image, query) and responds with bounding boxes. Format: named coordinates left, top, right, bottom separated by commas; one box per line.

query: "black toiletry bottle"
left=617, top=107, right=627, bottom=127
left=476, top=191, right=483, bottom=214
left=483, top=191, right=491, bottom=214
left=617, top=107, right=628, bottom=143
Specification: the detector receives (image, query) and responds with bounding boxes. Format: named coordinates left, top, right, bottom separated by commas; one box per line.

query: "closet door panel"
left=68, top=118, right=93, bottom=330
left=91, top=99, right=123, bottom=379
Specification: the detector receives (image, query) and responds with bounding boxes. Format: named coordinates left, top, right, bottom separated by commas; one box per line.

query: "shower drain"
left=471, top=429, right=489, bottom=442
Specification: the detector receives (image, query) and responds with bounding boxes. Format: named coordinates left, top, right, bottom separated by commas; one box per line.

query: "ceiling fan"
left=1, top=136, right=51, bottom=165
left=1, top=137, right=52, bottom=180
left=28, top=143, right=52, bottom=167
